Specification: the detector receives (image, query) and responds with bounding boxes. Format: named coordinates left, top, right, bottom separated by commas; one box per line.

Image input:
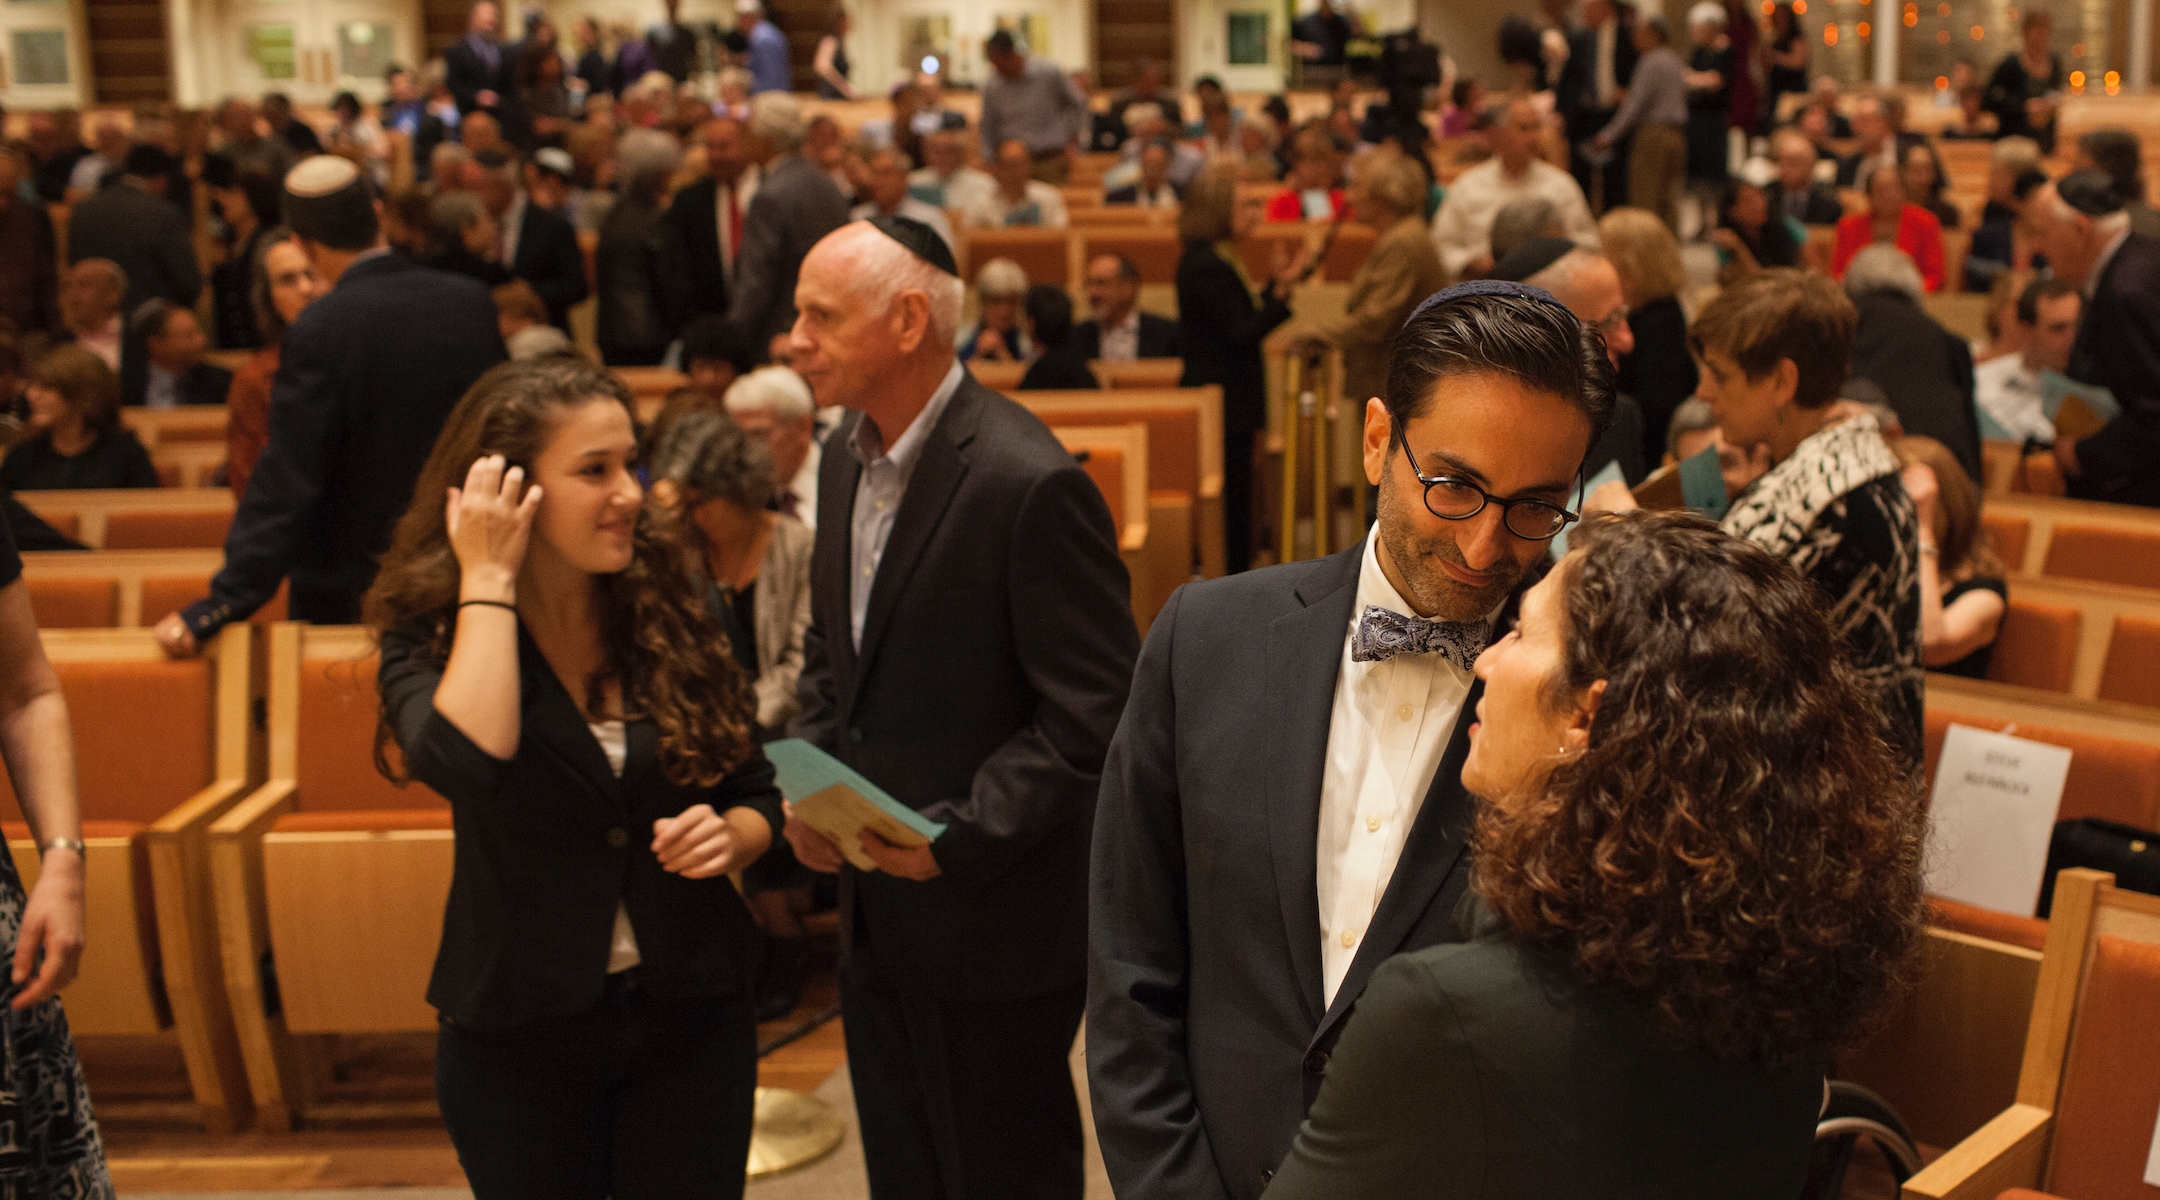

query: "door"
left=0, top=0, right=90, bottom=107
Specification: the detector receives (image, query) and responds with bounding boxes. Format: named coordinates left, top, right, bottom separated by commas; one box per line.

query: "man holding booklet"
left=777, top=215, right=1139, bottom=1200
left=2034, top=170, right=2160, bottom=508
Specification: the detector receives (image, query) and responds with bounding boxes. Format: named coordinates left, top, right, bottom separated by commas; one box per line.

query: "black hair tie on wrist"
left=457, top=599, right=518, bottom=613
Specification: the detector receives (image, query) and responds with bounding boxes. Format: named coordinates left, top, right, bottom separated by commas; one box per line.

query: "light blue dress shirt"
left=847, top=360, right=964, bottom=647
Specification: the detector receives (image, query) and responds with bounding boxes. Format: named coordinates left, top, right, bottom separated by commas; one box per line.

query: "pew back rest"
left=1988, top=599, right=2080, bottom=693
left=1011, top=387, right=1224, bottom=497
left=1048, top=425, right=1148, bottom=549
left=275, top=625, right=448, bottom=814
left=2097, top=614, right=2160, bottom=709
left=27, top=577, right=119, bottom=628
left=2045, top=932, right=2160, bottom=1197
left=1923, top=708, right=2160, bottom=829
left=2043, top=523, right=2160, bottom=590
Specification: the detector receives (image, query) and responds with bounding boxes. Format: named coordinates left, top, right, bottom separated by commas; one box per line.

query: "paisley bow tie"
left=1351, top=606, right=1488, bottom=672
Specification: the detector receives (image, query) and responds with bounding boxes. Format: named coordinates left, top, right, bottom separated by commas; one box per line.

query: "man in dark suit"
left=1768, top=128, right=1844, bottom=225
left=1557, top=0, right=1637, bottom=210
left=782, top=217, right=1138, bottom=1200
left=2041, top=172, right=2160, bottom=509
left=121, top=298, right=233, bottom=408
left=1834, top=89, right=1932, bottom=190
left=65, top=145, right=200, bottom=314
left=1844, top=253, right=1982, bottom=483
left=726, top=94, right=849, bottom=358
left=152, top=156, right=505, bottom=655
left=1073, top=253, right=1180, bottom=363
left=467, top=152, right=587, bottom=330
left=444, top=0, right=512, bottom=115
left=668, top=115, right=755, bottom=320
left=1088, top=281, right=1616, bottom=1200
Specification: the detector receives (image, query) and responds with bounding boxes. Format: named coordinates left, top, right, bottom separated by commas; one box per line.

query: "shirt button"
left=1340, top=929, right=1355, bottom=948
left=1397, top=703, right=1412, bottom=721
left=861, top=567, right=873, bottom=577
left=606, top=827, right=628, bottom=849
left=1367, top=815, right=1381, bottom=833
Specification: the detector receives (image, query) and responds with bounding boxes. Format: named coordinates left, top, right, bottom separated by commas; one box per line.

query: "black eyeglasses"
left=1391, top=424, right=1581, bottom=542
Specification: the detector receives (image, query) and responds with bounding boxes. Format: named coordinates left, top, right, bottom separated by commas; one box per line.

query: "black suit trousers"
left=436, top=975, right=757, bottom=1200
left=842, top=957, right=1086, bottom=1200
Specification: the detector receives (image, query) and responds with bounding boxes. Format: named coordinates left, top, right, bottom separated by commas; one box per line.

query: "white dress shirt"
left=499, top=190, right=526, bottom=267
left=1429, top=158, right=1600, bottom=279
left=1973, top=353, right=2056, bottom=445
left=1097, top=309, right=1142, bottom=363
left=716, top=166, right=760, bottom=285
left=848, top=360, right=964, bottom=646
left=76, top=315, right=122, bottom=371
left=1315, top=533, right=1477, bottom=1007
left=959, top=180, right=1070, bottom=231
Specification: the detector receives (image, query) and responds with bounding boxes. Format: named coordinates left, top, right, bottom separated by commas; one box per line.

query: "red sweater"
left=1831, top=204, right=1946, bottom=292
left=1265, top=187, right=1349, bottom=223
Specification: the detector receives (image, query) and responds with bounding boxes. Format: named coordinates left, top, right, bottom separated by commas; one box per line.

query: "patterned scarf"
left=1722, top=413, right=1902, bottom=557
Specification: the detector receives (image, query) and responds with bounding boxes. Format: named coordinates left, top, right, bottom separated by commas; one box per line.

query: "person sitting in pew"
left=1103, top=137, right=1183, bottom=208
left=122, top=298, right=233, bottom=409
left=905, top=129, right=995, bottom=214
left=957, top=257, right=1031, bottom=364
left=2, top=344, right=158, bottom=491
left=1264, top=126, right=1349, bottom=222
left=1072, top=253, right=1180, bottom=363
left=1832, top=166, right=1947, bottom=293
left=1665, top=398, right=1771, bottom=501
left=1973, top=277, right=2078, bottom=446
left=1259, top=511, right=1926, bottom=1197
left=1894, top=435, right=2005, bottom=680
left=959, top=139, right=1070, bottom=231
left=1018, top=285, right=1099, bottom=391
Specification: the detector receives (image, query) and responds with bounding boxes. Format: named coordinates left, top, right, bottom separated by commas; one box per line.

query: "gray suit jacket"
left=751, top=515, right=814, bottom=732
left=1262, top=899, right=1823, bottom=1199
left=726, top=153, right=849, bottom=352
left=1089, top=541, right=1487, bottom=1200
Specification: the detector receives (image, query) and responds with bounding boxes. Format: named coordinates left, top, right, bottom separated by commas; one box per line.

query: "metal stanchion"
left=1277, top=347, right=1348, bottom=564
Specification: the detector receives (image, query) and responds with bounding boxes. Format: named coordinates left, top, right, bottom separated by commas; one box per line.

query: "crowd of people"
left=0, top=0, right=2150, bottom=1196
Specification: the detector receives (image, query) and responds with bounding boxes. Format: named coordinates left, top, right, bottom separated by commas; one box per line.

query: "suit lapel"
left=1265, top=545, right=1364, bottom=1030
left=852, top=385, right=979, bottom=680
left=517, top=628, right=627, bottom=811
left=819, top=415, right=864, bottom=687
left=1313, top=675, right=1482, bottom=1044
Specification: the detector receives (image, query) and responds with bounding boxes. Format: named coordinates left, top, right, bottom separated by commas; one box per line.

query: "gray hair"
left=648, top=408, right=777, bottom=512
left=1665, top=397, right=1717, bottom=459
left=507, top=324, right=576, bottom=359
left=974, top=256, right=1029, bottom=299
left=1842, top=244, right=1926, bottom=304
left=616, top=127, right=682, bottom=199
left=1523, top=248, right=1609, bottom=307
left=724, top=365, right=816, bottom=420
left=427, top=189, right=489, bottom=244
left=71, top=257, right=128, bottom=297
left=750, top=91, right=806, bottom=151
left=1490, top=198, right=1561, bottom=262
left=1991, top=135, right=2041, bottom=173
left=1688, top=2, right=1727, bottom=26
left=854, top=223, right=965, bottom=347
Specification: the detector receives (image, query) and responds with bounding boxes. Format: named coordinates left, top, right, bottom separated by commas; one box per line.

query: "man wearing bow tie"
left=1087, top=282, right=1617, bottom=1200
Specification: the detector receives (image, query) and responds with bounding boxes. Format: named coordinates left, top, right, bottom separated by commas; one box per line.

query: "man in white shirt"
left=960, top=139, right=1070, bottom=231
left=723, top=364, right=822, bottom=528
left=1975, top=278, right=2081, bottom=446
left=59, top=259, right=125, bottom=371
left=907, top=129, right=996, bottom=214
left=1089, top=280, right=1616, bottom=1199
left=851, top=148, right=956, bottom=259
left=1431, top=97, right=1599, bottom=280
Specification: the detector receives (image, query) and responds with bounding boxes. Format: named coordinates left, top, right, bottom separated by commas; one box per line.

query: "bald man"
left=781, top=219, right=1136, bottom=1199
left=1521, top=247, right=1650, bottom=483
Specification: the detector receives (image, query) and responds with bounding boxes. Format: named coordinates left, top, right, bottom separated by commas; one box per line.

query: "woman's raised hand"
left=446, top=454, right=542, bottom=593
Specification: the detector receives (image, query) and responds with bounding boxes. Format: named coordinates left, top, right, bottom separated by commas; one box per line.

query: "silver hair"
left=1665, top=397, right=1717, bottom=459
left=648, top=408, right=777, bottom=511
left=1688, top=2, right=1727, bottom=26
left=615, top=127, right=681, bottom=199
left=750, top=91, right=806, bottom=151
left=849, top=222, right=965, bottom=348
left=724, top=365, right=816, bottom=420
left=1523, top=248, right=1610, bottom=308
left=973, top=257, right=1029, bottom=299
left=1842, top=244, right=1926, bottom=304
left=1991, top=135, right=2041, bottom=172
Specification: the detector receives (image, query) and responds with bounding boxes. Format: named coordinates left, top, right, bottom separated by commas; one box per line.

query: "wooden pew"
left=612, top=366, right=689, bottom=426
left=1092, top=358, right=1184, bottom=389
left=1, top=627, right=257, bottom=1133
left=153, top=442, right=229, bottom=488
left=1010, top=387, right=1226, bottom=579
left=20, top=488, right=234, bottom=549
left=208, top=623, right=452, bottom=1131
left=1925, top=673, right=2160, bottom=831
left=1994, top=573, right=2160, bottom=702
left=959, top=228, right=1076, bottom=288
left=1982, top=492, right=2160, bottom=582
left=121, top=406, right=229, bottom=450
left=24, top=549, right=221, bottom=628
left=1049, top=424, right=1183, bottom=632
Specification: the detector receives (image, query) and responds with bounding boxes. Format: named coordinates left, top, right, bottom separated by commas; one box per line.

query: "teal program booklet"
left=765, top=739, right=947, bottom=873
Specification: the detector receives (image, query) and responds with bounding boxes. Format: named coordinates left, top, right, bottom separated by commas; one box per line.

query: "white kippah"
left=286, top=155, right=360, bottom=199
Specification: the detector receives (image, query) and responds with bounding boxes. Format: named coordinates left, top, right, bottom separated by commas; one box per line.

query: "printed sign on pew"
left=1925, top=724, right=2072, bottom=916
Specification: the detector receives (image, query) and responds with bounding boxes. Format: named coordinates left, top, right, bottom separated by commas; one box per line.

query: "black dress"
left=1984, top=53, right=2062, bottom=153
left=211, top=225, right=269, bottom=351
left=1764, top=28, right=1808, bottom=133
left=1617, top=295, right=1700, bottom=467
left=1686, top=45, right=1734, bottom=182
left=1937, top=576, right=2008, bottom=679
left=816, top=37, right=850, bottom=100
left=0, top=429, right=160, bottom=492
left=1175, top=241, right=1291, bottom=573
left=0, top=515, right=116, bottom=1197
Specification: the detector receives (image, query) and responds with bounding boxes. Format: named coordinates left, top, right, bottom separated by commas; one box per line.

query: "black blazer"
left=2066, top=233, right=2160, bottom=508
left=596, top=194, right=691, bottom=366
left=380, top=621, right=784, bottom=1030
left=1616, top=295, right=1700, bottom=467
left=790, top=374, right=1137, bottom=1001
left=666, top=176, right=733, bottom=318
left=1019, top=342, right=1101, bottom=391
left=510, top=201, right=590, bottom=331
left=1089, top=541, right=1487, bottom=1200
left=1261, top=900, right=1822, bottom=1199
left=1175, top=243, right=1290, bottom=435
left=64, top=182, right=201, bottom=313
left=180, top=252, right=505, bottom=636
left=444, top=36, right=513, bottom=113
left=121, top=358, right=233, bottom=409
left=1768, top=181, right=1844, bottom=225
left=1849, top=290, right=1981, bottom=483
left=1071, top=312, right=1183, bottom=362
left=1557, top=24, right=1639, bottom=132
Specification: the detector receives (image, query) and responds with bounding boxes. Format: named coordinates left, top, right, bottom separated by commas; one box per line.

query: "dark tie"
left=1351, top=606, right=1488, bottom=672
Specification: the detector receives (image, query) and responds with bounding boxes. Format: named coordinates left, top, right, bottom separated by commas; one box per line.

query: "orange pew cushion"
left=1980, top=511, right=2029, bottom=571
left=295, top=654, right=447, bottom=812
left=2098, top=614, right=2160, bottom=709
left=101, top=509, right=233, bottom=551
left=270, top=809, right=454, bottom=834
left=2043, top=524, right=2160, bottom=590
left=1987, top=599, right=2079, bottom=693
left=0, top=659, right=216, bottom=825
left=27, top=578, right=118, bottom=629
left=1926, top=895, right=2047, bottom=952
left=2047, top=935, right=2160, bottom=1200
left=139, top=576, right=289, bottom=628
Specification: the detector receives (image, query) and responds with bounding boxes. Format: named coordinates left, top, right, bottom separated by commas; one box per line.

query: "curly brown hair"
left=362, top=357, right=758, bottom=788
left=1475, top=510, right=1927, bottom=1067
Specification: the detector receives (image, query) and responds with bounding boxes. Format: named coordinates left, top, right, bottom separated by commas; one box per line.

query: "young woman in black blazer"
left=365, top=358, right=780, bottom=1200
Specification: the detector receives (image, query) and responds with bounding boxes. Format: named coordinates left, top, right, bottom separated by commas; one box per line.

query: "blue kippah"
left=1405, top=279, right=1579, bottom=327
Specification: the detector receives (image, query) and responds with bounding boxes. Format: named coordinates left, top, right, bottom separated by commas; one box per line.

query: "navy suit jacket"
left=511, top=201, right=590, bottom=331
left=1088, top=541, right=1491, bottom=1200
left=1072, top=312, right=1183, bottom=362
left=181, top=252, right=505, bottom=636
left=2067, top=233, right=2160, bottom=507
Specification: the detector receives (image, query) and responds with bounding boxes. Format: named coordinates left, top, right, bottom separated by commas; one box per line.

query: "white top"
left=959, top=180, right=1070, bottom=231
left=589, top=718, right=640, bottom=976
left=1973, top=354, right=2057, bottom=445
left=1315, top=533, right=1476, bottom=1008
left=1428, top=157, right=1599, bottom=280
left=907, top=165, right=996, bottom=215
left=1097, top=309, right=1142, bottom=363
